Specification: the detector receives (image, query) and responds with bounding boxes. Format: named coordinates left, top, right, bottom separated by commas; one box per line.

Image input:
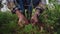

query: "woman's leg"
left=15, top=10, right=29, bottom=27
left=14, top=0, right=29, bottom=27
left=31, top=1, right=46, bottom=25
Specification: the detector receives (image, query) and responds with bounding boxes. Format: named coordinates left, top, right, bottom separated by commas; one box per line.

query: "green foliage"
left=39, top=4, right=60, bottom=34
left=0, top=11, right=18, bottom=34
left=0, top=3, right=60, bottom=34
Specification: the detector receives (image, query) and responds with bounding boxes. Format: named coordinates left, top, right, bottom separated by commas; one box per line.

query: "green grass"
left=0, top=4, right=60, bottom=34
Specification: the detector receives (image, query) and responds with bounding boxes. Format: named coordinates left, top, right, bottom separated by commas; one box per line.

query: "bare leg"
left=31, top=9, right=40, bottom=26
left=15, top=10, right=29, bottom=27
left=31, top=3, right=46, bottom=26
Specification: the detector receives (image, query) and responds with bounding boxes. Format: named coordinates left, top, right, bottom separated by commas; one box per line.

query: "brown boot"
left=15, top=10, right=29, bottom=27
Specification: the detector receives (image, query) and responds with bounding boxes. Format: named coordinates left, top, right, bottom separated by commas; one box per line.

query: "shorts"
left=12, top=0, right=41, bottom=13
